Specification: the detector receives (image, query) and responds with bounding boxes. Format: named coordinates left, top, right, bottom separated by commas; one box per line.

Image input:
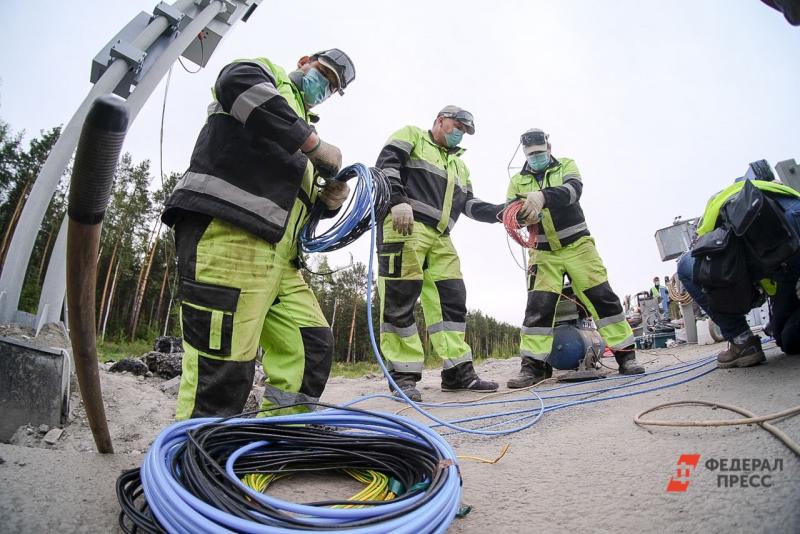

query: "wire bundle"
left=117, top=405, right=462, bottom=533
left=301, top=164, right=391, bottom=254
left=500, top=200, right=537, bottom=248
left=667, top=273, right=693, bottom=305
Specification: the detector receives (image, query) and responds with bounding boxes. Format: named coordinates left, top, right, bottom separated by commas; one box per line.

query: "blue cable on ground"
left=139, top=408, right=462, bottom=534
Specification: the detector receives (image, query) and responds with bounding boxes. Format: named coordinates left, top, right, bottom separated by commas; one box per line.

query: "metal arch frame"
left=0, top=0, right=261, bottom=332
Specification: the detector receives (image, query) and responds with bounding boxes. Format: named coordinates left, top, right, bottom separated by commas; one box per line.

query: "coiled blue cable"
left=140, top=410, right=461, bottom=533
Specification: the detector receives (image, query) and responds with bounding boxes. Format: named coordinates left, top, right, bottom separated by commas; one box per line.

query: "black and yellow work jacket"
left=162, top=57, right=317, bottom=244
left=507, top=156, right=588, bottom=251
left=376, top=125, right=501, bottom=234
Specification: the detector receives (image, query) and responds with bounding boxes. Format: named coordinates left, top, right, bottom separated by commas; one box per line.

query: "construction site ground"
left=1, top=339, right=798, bottom=533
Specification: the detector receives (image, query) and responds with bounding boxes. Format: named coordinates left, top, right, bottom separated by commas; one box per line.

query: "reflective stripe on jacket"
left=376, top=125, right=500, bottom=234
left=507, top=156, right=588, bottom=251
left=163, top=57, right=314, bottom=244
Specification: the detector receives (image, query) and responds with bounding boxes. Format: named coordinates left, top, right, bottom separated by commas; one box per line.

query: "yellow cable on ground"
left=241, top=469, right=395, bottom=507
left=634, top=400, right=800, bottom=457
left=457, top=443, right=510, bottom=464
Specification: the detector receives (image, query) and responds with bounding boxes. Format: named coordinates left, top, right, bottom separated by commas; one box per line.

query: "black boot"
left=441, top=361, right=498, bottom=392
left=507, top=357, right=553, bottom=388
left=614, top=347, right=645, bottom=375
left=389, top=371, right=422, bottom=402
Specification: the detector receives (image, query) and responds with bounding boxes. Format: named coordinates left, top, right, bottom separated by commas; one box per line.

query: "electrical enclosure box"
left=654, top=219, right=697, bottom=261
left=776, top=159, right=800, bottom=192
left=0, top=337, right=71, bottom=441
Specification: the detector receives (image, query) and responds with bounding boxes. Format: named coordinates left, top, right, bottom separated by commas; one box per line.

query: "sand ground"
left=1, top=338, right=798, bottom=533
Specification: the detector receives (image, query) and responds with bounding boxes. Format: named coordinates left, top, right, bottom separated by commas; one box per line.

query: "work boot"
left=507, top=357, right=553, bottom=388
left=614, top=348, right=645, bottom=375
left=441, top=361, right=498, bottom=392
left=717, top=336, right=766, bottom=368
left=389, top=371, right=422, bottom=402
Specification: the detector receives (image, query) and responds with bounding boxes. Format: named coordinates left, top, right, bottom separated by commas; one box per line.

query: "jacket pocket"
left=378, top=242, right=404, bottom=278
left=180, top=278, right=240, bottom=356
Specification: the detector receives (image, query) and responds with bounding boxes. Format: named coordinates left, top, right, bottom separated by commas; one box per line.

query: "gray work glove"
left=305, top=139, right=342, bottom=179
left=519, top=191, right=545, bottom=223
left=319, top=180, right=350, bottom=210
left=391, top=202, right=414, bottom=235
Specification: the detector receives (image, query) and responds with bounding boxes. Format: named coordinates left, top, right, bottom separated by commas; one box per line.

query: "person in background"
left=659, top=276, right=671, bottom=320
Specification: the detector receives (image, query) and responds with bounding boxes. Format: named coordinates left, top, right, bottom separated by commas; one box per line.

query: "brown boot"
left=389, top=371, right=423, bottom=402
left=717, top=336, right=765, bottom=368
left=507, top=357, right=552, bottom=388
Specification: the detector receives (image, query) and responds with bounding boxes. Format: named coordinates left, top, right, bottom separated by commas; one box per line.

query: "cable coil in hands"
left=301, top=164, right=391, bottom=254
left=118, top=405, right=462, bottom=533
left=500, top=200, right=538, bottom=249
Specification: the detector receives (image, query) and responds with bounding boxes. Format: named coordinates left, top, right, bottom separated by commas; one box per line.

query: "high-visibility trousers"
left=173, top=215, right=333, bottom=419
left=377, top=218, right=473, bottom=374
left=521, top=236, right=635, bottom=361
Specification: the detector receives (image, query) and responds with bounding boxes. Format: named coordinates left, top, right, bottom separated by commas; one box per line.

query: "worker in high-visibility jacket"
left=677, top=179, right=800, bottom=367
left=506, top=128, right=645, bottom=387
left=375, top=106, right=504, bottom=401
left=161, top=49, right=356, bottom=419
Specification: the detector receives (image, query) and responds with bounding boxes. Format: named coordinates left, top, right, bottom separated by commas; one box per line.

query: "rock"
left=142, top=351, right=183, bottom=379
left=109, top=358, right=149, bottom=376
left=253, top=365, right=266, bottom=387
left=242, top=385, right=265, bottom=416
left=38, top=424, right=49, bottom=434
left=153, top=336, right=183, bottom=354
left=43, top=428, right=63, bottom=445
left=137, top=375, right=145, bottom=381
left=160, top=376, right=182, bottom=396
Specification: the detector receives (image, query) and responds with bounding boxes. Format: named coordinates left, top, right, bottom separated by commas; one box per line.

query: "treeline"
left=0, top=118, right=180, bottom=341
left=0, top=118, right=519, bottom=362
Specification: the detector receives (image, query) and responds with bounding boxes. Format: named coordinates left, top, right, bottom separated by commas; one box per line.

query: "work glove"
left=519, top=191, right=545, bottom=224
left=391, top=203, right=414, bottom=235
left=304, top=138, right=342, bottom=180
left=319, top=180, right=350, bottom=210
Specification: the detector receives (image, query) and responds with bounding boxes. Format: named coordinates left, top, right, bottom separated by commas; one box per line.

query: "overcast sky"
left=1, top=0, right=798, bottom=325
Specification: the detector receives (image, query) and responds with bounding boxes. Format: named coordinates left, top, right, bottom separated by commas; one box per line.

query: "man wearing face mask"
left=162, top=49, right=356, bottom=419
left=374, top=106, right=504, bottom=402
left=506, top=128, right=645, bottom=388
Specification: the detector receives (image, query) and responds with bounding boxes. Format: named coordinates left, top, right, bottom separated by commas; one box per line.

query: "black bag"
left=691, top=226, right=756, bottom=314
left=722, top=180, right=800, bottom=275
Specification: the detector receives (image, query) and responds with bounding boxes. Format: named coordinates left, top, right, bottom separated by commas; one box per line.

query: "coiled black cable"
left=116, top=403, right=461, bottom=533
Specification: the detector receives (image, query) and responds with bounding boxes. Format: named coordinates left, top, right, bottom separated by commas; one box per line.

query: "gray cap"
left=312, top=48, right=356, bottom=95
left=520, top=128, right=549, bottom=152
left=438, top=105, right=475, bottom=134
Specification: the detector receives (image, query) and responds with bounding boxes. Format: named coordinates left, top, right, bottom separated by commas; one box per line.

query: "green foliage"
left=96, top=337, right=152, bottom=363
left=330, top=360, right=380, bottom=378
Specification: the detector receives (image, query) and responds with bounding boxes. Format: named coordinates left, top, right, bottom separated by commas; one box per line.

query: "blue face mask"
left=527, top=152, right=550, bottom=171
left=444, top=128, right=464, bottom=148
left=301, top=68, right=331, bottom=107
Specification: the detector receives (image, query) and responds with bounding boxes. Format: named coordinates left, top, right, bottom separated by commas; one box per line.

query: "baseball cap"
left=438, top=105, right=475, bottom=134
left=312, top=48, right=356, bottom=94
left=520, top=128, right=549, bottom=152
